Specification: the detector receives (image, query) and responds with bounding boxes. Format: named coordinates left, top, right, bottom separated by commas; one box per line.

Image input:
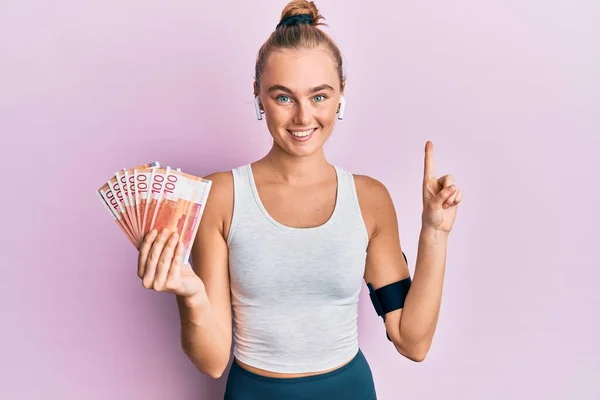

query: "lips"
left=287, top=128, right=316, bottom=142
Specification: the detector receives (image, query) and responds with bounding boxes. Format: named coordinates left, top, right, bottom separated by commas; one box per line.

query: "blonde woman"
left=137, top=1, right=462, bottom=398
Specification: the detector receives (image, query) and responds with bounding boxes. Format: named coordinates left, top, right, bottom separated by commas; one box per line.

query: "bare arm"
left=176, top=172, right=234, bottom=378
left=398, top=226, right=448, bottom=358
left=358, top=175, right=446, bottom=362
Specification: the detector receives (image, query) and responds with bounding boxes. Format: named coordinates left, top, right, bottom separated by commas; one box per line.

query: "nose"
left=292, top=102, right=310, bottom=126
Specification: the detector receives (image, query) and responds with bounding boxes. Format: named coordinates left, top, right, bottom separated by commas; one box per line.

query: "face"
left=256, top=47, right=343, bottom=158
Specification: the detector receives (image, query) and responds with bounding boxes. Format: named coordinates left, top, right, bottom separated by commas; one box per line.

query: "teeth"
left=289, top=129, right=315, bottom=137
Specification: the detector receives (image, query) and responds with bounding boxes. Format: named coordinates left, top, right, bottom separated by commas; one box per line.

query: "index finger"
left=424, top=140, right=435, bottom=179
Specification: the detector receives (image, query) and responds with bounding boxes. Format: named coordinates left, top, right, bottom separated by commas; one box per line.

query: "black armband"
left=367, top=252, right=411, bottom=342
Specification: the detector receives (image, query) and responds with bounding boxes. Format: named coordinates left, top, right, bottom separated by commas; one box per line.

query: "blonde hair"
left=254, top=1, right=346, bottom=92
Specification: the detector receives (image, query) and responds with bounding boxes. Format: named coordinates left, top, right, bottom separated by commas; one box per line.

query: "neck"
left=257, top=143, right=332, bottom=184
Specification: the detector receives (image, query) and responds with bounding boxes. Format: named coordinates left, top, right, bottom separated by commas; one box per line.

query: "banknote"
left=148, top=168, right=188, bottom=235
left=149, top=170, right=212, bottom=263
left=144, top=166, right=185, bottom=237
left=121, top=168, right=139, bottom=240
left=106, top=174, right=137, bottom=241
left=143, top=166, right=171, bottom=239
left=98, top=163, right=212, bottom=256
left=133, top=162, right=160, bottom=240
left=96, top=188, right=137, bottom=246
left=121, top=162, right=160, bottom=244
left=115, top=170, right=140, bottom=240
left=180, top=176, right=212, bottom=263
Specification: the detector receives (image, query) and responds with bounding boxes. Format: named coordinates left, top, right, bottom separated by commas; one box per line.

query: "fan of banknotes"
left=97, top=162, right=212, bottom=263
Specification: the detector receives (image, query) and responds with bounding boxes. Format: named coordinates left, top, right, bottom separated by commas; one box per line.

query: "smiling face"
left=256, top=47, right=343, bottom=158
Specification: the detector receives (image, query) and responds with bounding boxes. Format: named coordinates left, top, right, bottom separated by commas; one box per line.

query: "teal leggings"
left=223, top=349, right=377, bottom=399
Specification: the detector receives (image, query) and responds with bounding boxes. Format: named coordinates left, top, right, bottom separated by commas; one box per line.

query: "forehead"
left=261, top=48, right=339, bottom=91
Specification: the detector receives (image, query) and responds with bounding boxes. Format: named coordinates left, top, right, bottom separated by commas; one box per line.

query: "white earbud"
left=254, top=96, right=263, bottom=120
left=337, top=96, right=345, bottom=120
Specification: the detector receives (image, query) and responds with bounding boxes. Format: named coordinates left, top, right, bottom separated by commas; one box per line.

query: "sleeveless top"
left=226, top=164, right=370, bottom=373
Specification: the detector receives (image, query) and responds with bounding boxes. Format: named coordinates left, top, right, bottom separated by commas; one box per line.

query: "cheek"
left=316, top=107, right=337, bottom=127
left=264, top=107, right=288, bottom=127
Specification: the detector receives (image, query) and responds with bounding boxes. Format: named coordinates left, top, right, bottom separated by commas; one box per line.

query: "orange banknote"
left=107, top=174, right=137, bottom=241
left=98, top=163, right=211, bottom=257
left=133, top=162, right=160, bottom=242
left=97, top=182, right=136, bottom=245
left=119, top=162, right=160, bottom=245
left=149, top=170, right=212, bottom=263
left=142, top=166, right=171, bottom=239
left=180, top=176, right=212, bottom=263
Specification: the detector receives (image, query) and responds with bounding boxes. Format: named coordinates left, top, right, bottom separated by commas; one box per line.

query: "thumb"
left=430, top=185, right=457, bottom=208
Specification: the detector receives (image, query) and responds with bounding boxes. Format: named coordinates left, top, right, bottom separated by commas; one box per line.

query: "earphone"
left=337, top=96, right=345, bottom=120
left=254, top=96, right=346, bottom=120
left=254, top=96, right=264, bottom=120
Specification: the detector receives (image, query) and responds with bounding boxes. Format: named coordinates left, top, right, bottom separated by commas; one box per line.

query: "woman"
left=137, top=1, right=463, bottom=398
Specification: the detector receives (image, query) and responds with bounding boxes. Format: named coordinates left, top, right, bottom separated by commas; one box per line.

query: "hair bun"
left=278, top=0, right=325, bottom=28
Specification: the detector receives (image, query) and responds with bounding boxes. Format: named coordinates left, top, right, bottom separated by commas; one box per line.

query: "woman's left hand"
left=421, top=141, right=463, bottom=233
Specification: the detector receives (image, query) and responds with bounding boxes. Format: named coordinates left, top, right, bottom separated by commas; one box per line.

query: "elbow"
left=394, top=341, right=430, bottom=363
left=182, top=345, right=228, bottom=380
left=195, top=359, right=228, bottom=380
left=405, top=350, right=427, bottom=363
left=206, top=367, right=226, bottom=380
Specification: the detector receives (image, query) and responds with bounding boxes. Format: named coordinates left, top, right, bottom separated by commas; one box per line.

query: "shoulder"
left=201, top=170, right=235, bottom=238
left=204, top=170, right=234, bottom=194
left=352, top=174, right=392, bottom=203
left=351, top=173, right=397, bottom=238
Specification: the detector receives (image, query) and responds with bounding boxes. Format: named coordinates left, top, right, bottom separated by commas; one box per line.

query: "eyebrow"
left=267, top=84, right=335, bottom=94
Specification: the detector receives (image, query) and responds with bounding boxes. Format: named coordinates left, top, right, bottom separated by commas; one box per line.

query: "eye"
left=276, top=95, right=292, bottom=103
left=314, top=94, right=327, bottom=102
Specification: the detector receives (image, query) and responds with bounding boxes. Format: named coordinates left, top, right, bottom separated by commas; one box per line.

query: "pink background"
left=1, top=0, right=599, bottom=399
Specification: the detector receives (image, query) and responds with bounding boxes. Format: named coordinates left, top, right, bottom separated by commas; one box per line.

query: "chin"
left=288, top=146, right=321, bottom=157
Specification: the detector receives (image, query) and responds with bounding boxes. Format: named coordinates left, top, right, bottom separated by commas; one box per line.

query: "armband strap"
left=367, top=252, right=411, bottom=342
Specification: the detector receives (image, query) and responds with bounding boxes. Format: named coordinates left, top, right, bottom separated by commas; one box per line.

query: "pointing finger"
left=424, top=141, right=435, bottom=179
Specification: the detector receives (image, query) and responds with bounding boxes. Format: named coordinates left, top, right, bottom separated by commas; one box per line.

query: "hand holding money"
left=97, top=162, right=211, bottom=260
left=97, top=162, right=212, bottom=300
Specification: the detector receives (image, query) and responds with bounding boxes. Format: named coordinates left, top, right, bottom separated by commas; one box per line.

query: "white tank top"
left=226, top=164, right=369, bottom=373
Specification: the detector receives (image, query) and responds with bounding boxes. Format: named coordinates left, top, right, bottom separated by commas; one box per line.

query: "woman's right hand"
left=138, top=228, right=207, bottom=304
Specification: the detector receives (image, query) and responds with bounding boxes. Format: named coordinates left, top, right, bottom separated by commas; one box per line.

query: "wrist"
left=182, top=290, right=209, bottom=309
left=420, top=225, right=450, bottom=242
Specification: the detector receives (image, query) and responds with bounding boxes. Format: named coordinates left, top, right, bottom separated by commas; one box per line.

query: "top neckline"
left=246, top=163, right=341, bottom=231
